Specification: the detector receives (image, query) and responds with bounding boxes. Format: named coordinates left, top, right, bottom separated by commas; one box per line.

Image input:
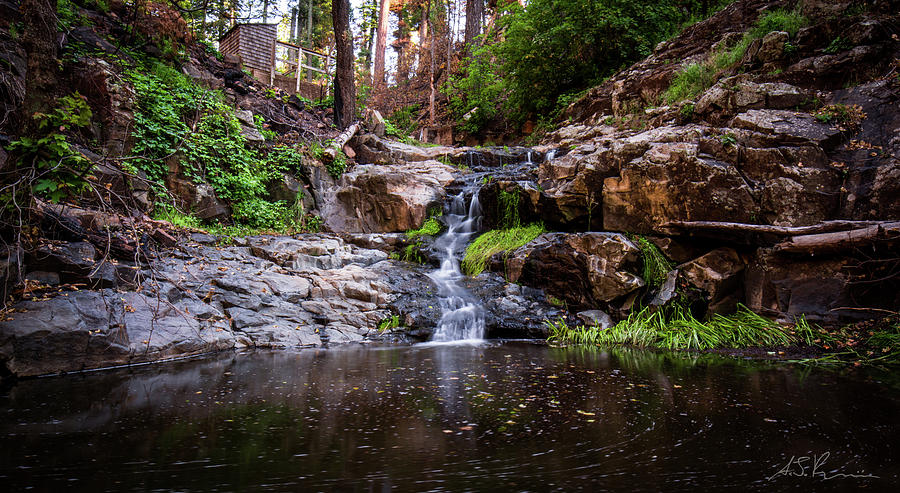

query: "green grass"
left=633, top=236, right=673, bottom=288
left=461, top=223, right=545, bottom=277
left=377, top=314, right=401, bottom=332
left=406, top=217, right=443, bottom=239
left=547, top=304, right=793, bottom=351
left=664, top=8, right=808, bottom=104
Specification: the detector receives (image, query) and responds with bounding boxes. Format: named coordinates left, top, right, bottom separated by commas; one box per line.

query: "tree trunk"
left=19, top=0, right=58, bottom=135
left=262, top=0, right=269, bottom=22
left=373, top=0, right=390, bottom=87
left=332, top=0, right=356, bottom=130
left=464, top=0, right=483, bottom=52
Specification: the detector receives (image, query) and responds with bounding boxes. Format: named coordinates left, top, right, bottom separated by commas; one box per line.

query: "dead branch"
left=323, top=122, right=359, bottom=162
left=662, top=220, right=889, bottom=236
left=773, top=222, right=900, bottom=255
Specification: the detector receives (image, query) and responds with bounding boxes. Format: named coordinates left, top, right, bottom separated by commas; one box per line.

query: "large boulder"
left=603, top=142, right=759, bottom=234
left=679, top=248, right=745, bottom=313
left=493, top=232, right=644, bottom=310
left=321, top=160, right=456, bottom=233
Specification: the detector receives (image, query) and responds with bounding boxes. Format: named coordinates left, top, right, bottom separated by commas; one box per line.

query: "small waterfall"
left=427, top=191, right=486, bottom=342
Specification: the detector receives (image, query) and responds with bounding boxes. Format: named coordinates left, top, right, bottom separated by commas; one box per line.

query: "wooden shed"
left=219, top=23, right=277, bottom=83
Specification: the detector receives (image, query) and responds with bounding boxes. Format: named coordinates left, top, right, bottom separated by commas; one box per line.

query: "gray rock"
left=577, top=310, right=613, bottom=329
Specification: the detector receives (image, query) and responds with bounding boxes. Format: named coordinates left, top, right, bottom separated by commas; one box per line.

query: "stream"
left=1, top=343, right=897, bottom=491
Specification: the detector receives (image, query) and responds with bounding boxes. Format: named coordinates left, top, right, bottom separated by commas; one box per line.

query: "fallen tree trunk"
left=774, top=222, right=900, bottom=254
left=663, top=220, right=886, bottom=236
left=324, top=122, right=359, bottom=162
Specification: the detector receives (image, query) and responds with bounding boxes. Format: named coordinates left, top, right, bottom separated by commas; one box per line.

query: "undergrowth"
left=406, top=216, right=443, bottom=239
left=665, top=8, right=808, bottom=103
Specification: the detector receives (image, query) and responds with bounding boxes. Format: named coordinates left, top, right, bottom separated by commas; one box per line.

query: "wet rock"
left=321, top=161, right=455, bottom=233
left=495, top=232, right=643, bottom=310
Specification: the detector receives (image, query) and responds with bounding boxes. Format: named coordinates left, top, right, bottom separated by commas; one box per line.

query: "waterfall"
left=427, top=191, right=486, bottom=342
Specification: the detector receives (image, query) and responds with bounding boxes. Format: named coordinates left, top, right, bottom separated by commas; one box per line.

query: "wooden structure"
left=219, top=24, right=332, bottom=98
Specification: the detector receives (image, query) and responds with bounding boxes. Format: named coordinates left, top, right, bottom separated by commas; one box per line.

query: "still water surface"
left=1, top=342, right=898, bottom=491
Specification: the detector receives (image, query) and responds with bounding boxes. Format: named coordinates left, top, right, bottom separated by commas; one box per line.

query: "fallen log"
left=323, top=122, right=359, bottom=162
left=663, top=220, right=886, bottom=236
left=773, top=222, right=900, bottom=254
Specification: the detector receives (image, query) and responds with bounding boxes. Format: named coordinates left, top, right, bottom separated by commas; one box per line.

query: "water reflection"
left=1, top=343, right=898, bottom=491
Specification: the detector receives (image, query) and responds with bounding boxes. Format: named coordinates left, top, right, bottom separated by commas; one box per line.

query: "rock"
left=190, top=232, right=218, bottom=244
left=602, top=142, right=759, bottom=234
left=695, top=76, right=808, bottom=118
left=321, top=160, right=456, bottom=233
left=756, top=31, right=789, bottom=63
left=679, top=248, right=744, bottom=311
left=166, top=178, right=231, bottom=221
left=235, top=109, right=264, bottom=142
left=365, top=109, right=386, bottom=137
left=495, top=232, right=643, bottom=310
left=182, top=59, right=222, bottom=89
left=730, top=109, right=842, bottom=150
left=744, top=249, right=853, bottom=322
left=577, top=310, right=613, bottom=329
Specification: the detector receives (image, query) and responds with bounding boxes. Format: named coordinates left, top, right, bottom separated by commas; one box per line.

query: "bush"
left=444, top=0, right=724, bottom=130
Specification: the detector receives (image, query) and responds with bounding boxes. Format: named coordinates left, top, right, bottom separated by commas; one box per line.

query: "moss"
left=497, top=190, right=521, bottom=228
left=461, top=223, right=545, bottom=277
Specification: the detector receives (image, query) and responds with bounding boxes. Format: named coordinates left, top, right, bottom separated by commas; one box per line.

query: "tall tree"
left=332, top=0, right=355, bottom=129
left=373, top=0, right=391, bottom=87
left=19, top=0, right=58, bottom=132
left=463, top=0, right=482, bottom=51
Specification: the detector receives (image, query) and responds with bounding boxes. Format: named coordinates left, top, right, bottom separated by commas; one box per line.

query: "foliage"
left=461, top=223, right=545, bottom=277
left=127, top=57, right=312, bottom=231
left=497, top=190, right=521, bottom=229
left=5, top=93, right=93, bottom=203
left=377, top=314, right=401, bottom=332
left=254, top=115, right=278, bottom=141
left=385, top=104, right=421, bottom=138
left=444, top=0, right=725, bottom=130
left=547, top=304, right=793, bottom=350
left=632, top=236, right=673, bottom=288
left=748, top=8, right=808, bottom=38
left=326, top=150, right=348, bottom=178
left=814, top=103, right=866, bottom=129
left=128, top=60, right=210, bottom=180
left=665, top=8, right=808, bottom=103
left=406, top=217, right=443, bottom=239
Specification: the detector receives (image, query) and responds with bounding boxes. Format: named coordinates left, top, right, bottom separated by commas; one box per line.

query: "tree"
left=332, top=0, right=355, bottom=129
left=18, top=0, right=59, bottom=133
left=373, top=0, right=390, bottom=86
left=463, top=0, right=482, bottom=51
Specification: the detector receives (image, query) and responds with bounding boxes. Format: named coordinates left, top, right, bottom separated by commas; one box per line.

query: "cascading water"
left=427, top=191, right=486, bottom=342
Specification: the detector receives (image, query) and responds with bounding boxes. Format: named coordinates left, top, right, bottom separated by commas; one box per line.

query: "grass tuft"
left=461, top=223, right=545, bottom=277
left=548, top=304, right=793, bottom=351
left=406, top=217, right=443, bottom=239
left=633, top=236, right=673, bottom=288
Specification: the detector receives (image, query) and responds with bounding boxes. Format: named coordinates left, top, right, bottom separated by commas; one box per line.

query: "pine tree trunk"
left=19, top=0, right=58, bottom=135
left=332, top=0, right=356, bottom=130
left=464, top=0, right=482, bottom=52
left=373, top=0, right=390, bottom=87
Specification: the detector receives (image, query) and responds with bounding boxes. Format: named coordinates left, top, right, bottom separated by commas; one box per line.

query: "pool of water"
left=1, top=342, right=898, bottom=491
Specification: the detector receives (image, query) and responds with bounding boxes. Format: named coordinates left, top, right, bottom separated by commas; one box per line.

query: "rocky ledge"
left=0, top=233, right=563, bottom=378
